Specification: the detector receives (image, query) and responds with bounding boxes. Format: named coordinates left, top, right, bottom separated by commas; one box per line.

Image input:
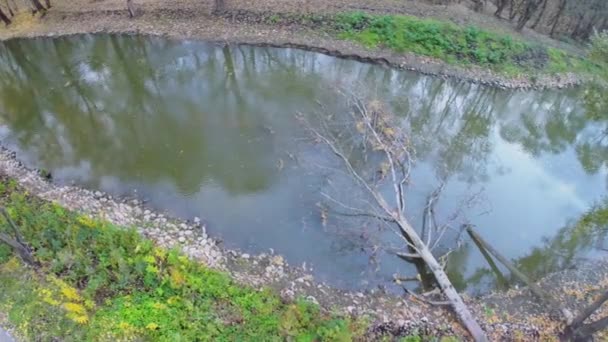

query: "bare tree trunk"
left=509, top=0, right=518, bottom=20
left=530, top=0, right=547, bottom=29
left=398, top=219, right=487, bottom=341
left=580, top=15, right=603, bottom=41
left=494, top=0, right=508, bottom=17
left=0, top=208, right=36, bottom=266
left=467, top=228, right=508, bottom=288
left=466, top=226, right=573, bottom=322
left=472, top=0, right=484, bottom=12
left=43, top=0, right=50, bottom=8
left=549, top=0, right=566, bottom=37
left=516, top=0, right=541, bottom=31
left=0, top=7, right=10, bottom=25
left=308, top=96, right=488, bottom=342
left=3, top=0, right=14, bottom=16
left=563, top=290, right=608, bottom=341
left=570, top=14, right=589, bottom=40
left=213, top=0, right=224, bottom=14
left=29, top=0, right=45, bottom=13
left=0, top=232, right=36, bottom=264
left=573, top=316, right=608, bottom=341
left=571, top=290, right=608, bottom=328
left=126, top=0, right=134, bottom=17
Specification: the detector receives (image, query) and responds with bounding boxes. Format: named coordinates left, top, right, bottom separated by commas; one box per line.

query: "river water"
left=0, top=34, right=606, bottom=293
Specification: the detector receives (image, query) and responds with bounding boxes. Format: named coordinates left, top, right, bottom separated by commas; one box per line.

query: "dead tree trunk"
left=0, top=7, right=10, bottom=25
left=467, top=226, right=573, bottom=322
left=213, top=0, right=224, bottom=14
left=0, top=208, right=36, bottom=266
left=494, top=0, right=508, bottom=17
left=29, top=0, right=46, bottom=13
left=471, top=0, right=484, bottom=12
left=3, top=0, right=14, bottom=16
left=516, top=0, right=542, bottom=31
left=398, top=218, right=487, bottom=341
left=530, top=0, right=547, bottom=29
left=126, top=0, right=134, bottom=18
left=550, top=0, right=567, bottom=37
left=509, top=0, right=518, bottom=20
left=563, top=290, right=608, bottom=341
left=306, top=95, right=488, bottom=341
left=467, top=228, right=508, bottom=288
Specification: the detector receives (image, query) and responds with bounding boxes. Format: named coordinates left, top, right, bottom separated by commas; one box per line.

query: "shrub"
left=589, top=30, right=608, bottom=65
left=0, top=178, right=363, bottom=341
left=332, top=12, right=598, bottom=76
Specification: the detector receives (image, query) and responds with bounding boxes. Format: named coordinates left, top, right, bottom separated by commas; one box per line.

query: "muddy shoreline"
left=0, top=6, right=586, bottom=90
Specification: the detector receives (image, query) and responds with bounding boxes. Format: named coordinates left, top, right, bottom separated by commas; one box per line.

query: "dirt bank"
left=0, top=0, right=585, bottom=89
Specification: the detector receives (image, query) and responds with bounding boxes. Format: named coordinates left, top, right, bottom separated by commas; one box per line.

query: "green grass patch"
left=330, top=12, right=603, bottom=76
left=0, top=178, right=368, bottom=341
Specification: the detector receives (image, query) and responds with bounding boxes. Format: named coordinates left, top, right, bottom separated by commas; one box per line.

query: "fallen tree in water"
left=300, top=92, right=488, bottom=341
left=467, top=225, right=608, bottom=341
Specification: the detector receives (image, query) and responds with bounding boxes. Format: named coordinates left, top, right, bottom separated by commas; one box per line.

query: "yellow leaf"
left=118, top=322, right=132, bottom=330
left=77, top=215, right=96, bottom=228
left=42, top=296, right=60, bottom=306
left=169, top=267, right=185, bottom=288
left=146, top=323, right=159, bottom=331
left=64, top=302, right=86, bottom=315
left=84, top=299, right=95, bottom=309
left=383, top=127, right=396, bottom=137
left=1, top=257, right=20, bottom=272
left=143, top=255, right=156, bottom=264
left=61, top=286, right=83, bottom=302
left=154, top=248, right=166, bottom=259
left=72, top=315, right=89, bottom=325
left=152, top=302, right=166, bottom=310
left=167, top=296, right=180, bottom=305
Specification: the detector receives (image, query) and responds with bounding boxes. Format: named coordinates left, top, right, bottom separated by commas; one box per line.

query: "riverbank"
left=0, top=148, right=462, bottom=340
left=0, top=0, right=601, bottom=89
left=1, top=144, right=608, bottom=340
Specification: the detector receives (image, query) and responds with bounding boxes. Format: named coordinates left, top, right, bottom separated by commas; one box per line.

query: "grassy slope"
left=285, top=12, right=603, bottom=77
left=0, top=178, right=367, bottom=341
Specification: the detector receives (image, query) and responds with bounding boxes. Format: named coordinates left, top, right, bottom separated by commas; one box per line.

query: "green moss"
left=0, top=178, right=366, bottom=341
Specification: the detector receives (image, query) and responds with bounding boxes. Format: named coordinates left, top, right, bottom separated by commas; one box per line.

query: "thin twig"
left=403, top=287, right=450, bottom=306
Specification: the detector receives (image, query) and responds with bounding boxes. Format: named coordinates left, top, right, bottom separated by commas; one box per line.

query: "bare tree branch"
left=404, top=287, right=451, bottom=306
left=302, top=92, right=488, bottom=341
